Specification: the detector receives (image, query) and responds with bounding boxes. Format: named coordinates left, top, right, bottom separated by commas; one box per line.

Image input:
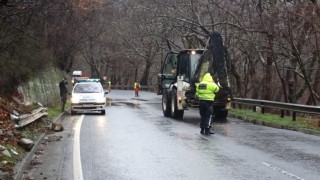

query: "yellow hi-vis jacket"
left=134, top=82, right=141, bottom=89
left=196, top=73, right=219, bottom=101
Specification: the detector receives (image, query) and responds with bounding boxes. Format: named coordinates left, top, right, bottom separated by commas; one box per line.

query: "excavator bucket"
left=192, top=32, right=225, bottom=85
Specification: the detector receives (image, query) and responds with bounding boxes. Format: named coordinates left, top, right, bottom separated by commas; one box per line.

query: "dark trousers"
left=61, top=94, right=67, bottom=110
left=199, top=100, right=213, bottom=129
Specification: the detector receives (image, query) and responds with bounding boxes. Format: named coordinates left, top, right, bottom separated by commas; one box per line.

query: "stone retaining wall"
left=16, top=68, right=70, bottom=107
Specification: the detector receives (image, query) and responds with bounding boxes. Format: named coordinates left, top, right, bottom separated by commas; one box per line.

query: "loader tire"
left=171, top=89, right=184, bottom=119
left=162, top=91, right=171, bottom=117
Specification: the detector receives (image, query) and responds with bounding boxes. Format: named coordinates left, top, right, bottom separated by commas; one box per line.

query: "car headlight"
left=97, top=96, right=106, bottom=103
left=71, top=96, right=80, bottom=103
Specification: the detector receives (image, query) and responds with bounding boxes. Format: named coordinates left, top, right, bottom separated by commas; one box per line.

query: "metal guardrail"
left=10, top=107, right=48, bottom=128
left=106, top=85, right=156, bottom=92
left=232, top=98, right=320, bottom=120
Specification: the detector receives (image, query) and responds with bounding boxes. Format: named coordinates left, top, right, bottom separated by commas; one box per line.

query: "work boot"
left=200, top=128, right=204, bottom=134
left=204, top=128, right=215, bottom=135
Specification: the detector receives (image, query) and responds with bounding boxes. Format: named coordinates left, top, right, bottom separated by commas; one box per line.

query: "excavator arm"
left=192, top=32, right=232, bottom=97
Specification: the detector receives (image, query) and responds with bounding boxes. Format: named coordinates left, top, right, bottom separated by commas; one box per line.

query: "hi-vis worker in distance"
left=107, top=81, right=111, bottom=93
left=196, top=73, right=219, bottom=135
left=134, top=81, right=141, bottom=97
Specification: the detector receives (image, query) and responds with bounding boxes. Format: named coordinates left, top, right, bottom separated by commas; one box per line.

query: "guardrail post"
left=280, top=110, right=284, bottom=118
left=261, top=107, right=265, bottom=114
left=292, top=112, right=296, bottom=121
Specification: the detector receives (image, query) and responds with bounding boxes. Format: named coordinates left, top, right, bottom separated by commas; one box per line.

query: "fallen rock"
left=2, top=149, right=11, bottom=157
left=35, top=144, right=46, bottom=155
left=47, top=135, right=63, bottom=142
left=51, top=123, right=64, bottom=132
left=18, top=138, right=34, bottom=151
left=1, top=160, right=8, bottom=165
left=6, top=130, right=14, bottom=137
left=22, top=175, right=35, bottom=180
left=0, top=144, right=6, bottom=151
left=31, top=159, right=42, bottom=166
left=10, top=148, right=19, bottom=156
left=12, top=110, right=19, bottom=116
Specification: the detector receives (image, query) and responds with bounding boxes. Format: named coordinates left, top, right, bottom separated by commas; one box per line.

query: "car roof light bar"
left=76, top=78, right=100, bottom=83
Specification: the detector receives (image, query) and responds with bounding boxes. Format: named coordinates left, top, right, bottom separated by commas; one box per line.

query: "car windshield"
left=73, top=83, right=103, bottom=93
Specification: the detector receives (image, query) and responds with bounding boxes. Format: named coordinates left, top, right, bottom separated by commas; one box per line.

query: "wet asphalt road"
left=56, top=90, right=320, bottom=180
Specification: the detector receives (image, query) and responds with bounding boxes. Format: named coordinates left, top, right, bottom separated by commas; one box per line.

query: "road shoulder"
left=15, top=111, right=74, bottom=180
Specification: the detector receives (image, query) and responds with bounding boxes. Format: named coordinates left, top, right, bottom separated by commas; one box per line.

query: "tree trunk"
left=287, top=60, right=297, bottom=103
left=140, top=58, right=152, bottom=86
left=263, top=56, right=272, bottom=100
left=134, top=68, right=138, bottom=82
left=230, top=63, right=241, bottom=97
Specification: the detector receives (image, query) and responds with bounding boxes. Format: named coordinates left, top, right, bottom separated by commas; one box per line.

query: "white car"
left=71, top=80, right=107, bottom=115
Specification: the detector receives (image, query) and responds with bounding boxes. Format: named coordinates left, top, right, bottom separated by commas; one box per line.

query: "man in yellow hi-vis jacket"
left=196, top=73, right=219, bottom=135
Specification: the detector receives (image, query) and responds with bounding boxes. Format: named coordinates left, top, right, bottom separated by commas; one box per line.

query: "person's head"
left=63, top=77, right=68, bottom=84
left=202, top=73, right=214, bottom=83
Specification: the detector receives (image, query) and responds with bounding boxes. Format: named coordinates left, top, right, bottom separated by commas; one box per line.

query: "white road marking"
left=73, top=115, right=84, bottom=180
left=262, top=162, right=305, bottom=180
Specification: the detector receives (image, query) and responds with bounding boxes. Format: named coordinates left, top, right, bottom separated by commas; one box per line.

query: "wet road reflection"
left=65, top=90, right=320, bottom=180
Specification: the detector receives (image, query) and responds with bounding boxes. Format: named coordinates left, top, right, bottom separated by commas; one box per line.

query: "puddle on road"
left=121, top=102, right=141, bottom=109
left=131, top=98, right=148, bottom=101
left=169, top=132, right=193, bottom=141
left=106, top=99, right=140, bottom=109
left=106, top=103, right=121, bottom=106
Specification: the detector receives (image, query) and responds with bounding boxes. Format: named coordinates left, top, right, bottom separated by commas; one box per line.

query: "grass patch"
left=229, top=108, right=320, bottom=131
left=19, top=126, right=42, bottom=140
left=47, top=101, right=70, bottom=119
left=0, top=145, right=25, bottom=171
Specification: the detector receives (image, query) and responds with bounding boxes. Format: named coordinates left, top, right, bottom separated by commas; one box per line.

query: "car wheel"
left=101, top=110, right=105, bottom=115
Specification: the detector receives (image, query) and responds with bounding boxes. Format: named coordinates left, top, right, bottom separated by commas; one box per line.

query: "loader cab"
left=176, top=50, right=203, bottom=83
left=160, top=50, right=204, bottom=89
left=160, top=52, right=178, bottom=90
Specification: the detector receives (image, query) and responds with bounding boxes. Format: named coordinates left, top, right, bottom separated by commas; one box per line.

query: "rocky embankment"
left=0, top=97, right=34, bottom=175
